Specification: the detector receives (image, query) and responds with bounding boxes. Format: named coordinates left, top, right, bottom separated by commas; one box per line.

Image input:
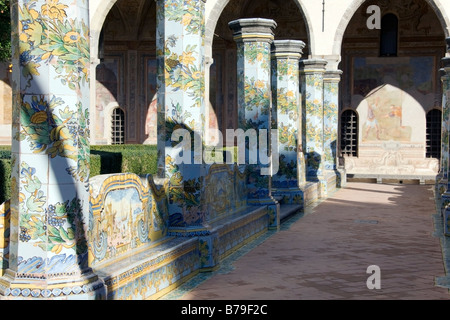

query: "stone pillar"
left=0, top=0, right=105, bottom=299
left=299, top=59, right=327, bottom=195
left=271, top=40, right=305, bottom=207
left=323, top=70, right=343, bottom=193
left=229, top=18, right=280, bottom=229
left=156, top=0, right=207, bottom=226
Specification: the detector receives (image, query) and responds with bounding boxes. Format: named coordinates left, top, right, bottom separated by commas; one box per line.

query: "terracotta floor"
left=162, top=182, right=450, bottom=300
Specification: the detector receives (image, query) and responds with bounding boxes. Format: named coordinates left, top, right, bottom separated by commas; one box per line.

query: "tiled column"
left=300, top=59, right=327, bottom=192
left=271, top=40, right=305, bottom=206
left=438, top=39, right=450, bottom=206
left=323, top=70, right=343, bottom=194
left=438, top=69, right=450, bottom=202
left=229, top=18, right=280, bottom=229
left=0, top=0, right=105, bottom=299
left=440, top=44, right=450, bottom=235
left=156, top=0, right=207, bottom=227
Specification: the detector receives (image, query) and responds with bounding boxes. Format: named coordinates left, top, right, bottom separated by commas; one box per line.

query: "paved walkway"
left=162, top=182, right=450, bottom=300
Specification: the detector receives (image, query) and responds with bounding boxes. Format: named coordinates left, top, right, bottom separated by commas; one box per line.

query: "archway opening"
left=96, top=0, right=157, bottom=145
left=339, top=0, right=445, bottom=177
left=209, top=0, right=309, bottom=146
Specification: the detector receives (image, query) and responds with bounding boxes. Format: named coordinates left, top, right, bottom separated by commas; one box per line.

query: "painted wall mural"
left=89, top=173, right=168, bottom=267
left=345, top=56, right=439, bottom=176
left=353, top=56, right=435, bottom=143
left=361, top=86, right=412, bottom=142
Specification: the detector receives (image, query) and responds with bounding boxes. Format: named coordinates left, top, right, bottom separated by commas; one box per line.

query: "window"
left=111, top=107, right=125, bottom=144
left=426, top=109, right=442, bottom=159
left=340, top=110, right=358, bottom=157
left=380, top=14, right=398, bottom=57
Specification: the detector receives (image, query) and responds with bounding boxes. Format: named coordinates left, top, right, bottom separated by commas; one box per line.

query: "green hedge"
left=0, top=158, right=11, bottom=204
left=0, top=144, right=158, bottom=203
left=90, top=144, right=158, bottom=176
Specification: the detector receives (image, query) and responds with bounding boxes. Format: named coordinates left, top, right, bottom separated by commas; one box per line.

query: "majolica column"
left=271, top=40, right=305, bottom=206
left=438, top=39, right=450, bottom=206
left=156, top=1, right=208, bottom=228
left=229, top=18, right=280, bottom=229
left=438, top=69, right=450, bottom=202
left=441, top=43, right=450, bottom=235
left=300, top=59, right=327, bottom=189
left=0, top=0, right=105, bottom=299
left=323, top=70, right=343, bottom=193
left=323, top=70, right=342, bottom=171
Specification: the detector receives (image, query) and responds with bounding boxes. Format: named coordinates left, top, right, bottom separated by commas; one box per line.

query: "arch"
left=90, top=0, right=120, bottom=61
left=332, top=0, right=450, bottom=57
left=92, top=0, right=158, bottom=145
left=205, top=0, right=314, bottom=57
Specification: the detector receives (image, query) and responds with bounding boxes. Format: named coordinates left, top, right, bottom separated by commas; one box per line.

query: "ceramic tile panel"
left=89, top=173, right=169, bottom=268
left=0, top=201, right=10, bottom=276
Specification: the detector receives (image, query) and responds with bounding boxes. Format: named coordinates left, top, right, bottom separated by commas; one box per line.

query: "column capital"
left=440, top=68, right=450, bottom=81
left=446, top=37, right=450, bottom=53
left=442, top=57, right=450, bottom=74
left=324, top=70, right=343, bottom=82
left=299, top=59, right=328, bottom=73
left=228, top=18, right=277, bottom=43
left=271, top=40, right=306, bottom=59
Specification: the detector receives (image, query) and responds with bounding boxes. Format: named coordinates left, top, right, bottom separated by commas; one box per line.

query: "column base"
left=437, top=178, right=448, bottom=199
left=301, top=181, right=321, bottom=208
left=443, top=205, right=450, bottom=236
left=0, top=268, right=106, bottom=300
left=337, top=167, right=347, bottom=188
left=441, top=192, right=450, bottom=218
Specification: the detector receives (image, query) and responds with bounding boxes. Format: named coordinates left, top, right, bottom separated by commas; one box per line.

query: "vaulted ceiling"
left=102, top=0, right=157, bottom=42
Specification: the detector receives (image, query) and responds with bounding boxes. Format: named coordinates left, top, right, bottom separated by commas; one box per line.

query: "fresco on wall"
left=144, top=59, right=157, bottom=145
left=353, top=56, right=435, bottom=97
left=362, top=86, right=412, bottom=142
left=353, top=57, right=435, bottom=143
left=144, top=96, right=158, bottom=145
left=345, top=56, right=439, bottom=176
